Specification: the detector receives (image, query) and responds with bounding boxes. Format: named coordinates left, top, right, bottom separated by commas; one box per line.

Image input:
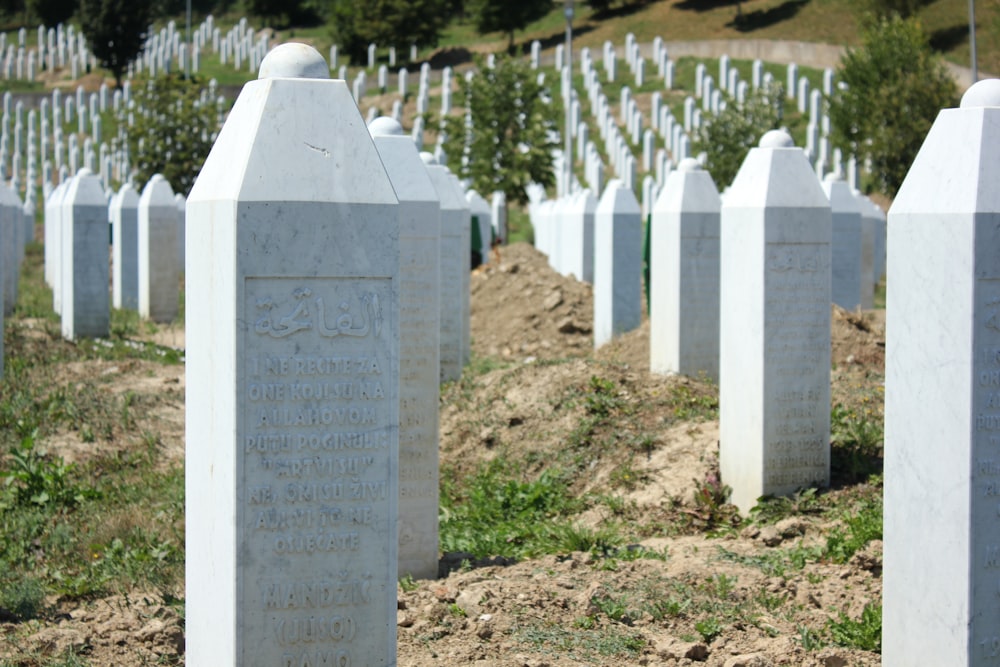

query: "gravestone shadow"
left=589, top=0, right=655, bottom=19
left=726, top=0, right=810, bottom=31
left=439, top=552, right=518, bottom=577
left=929, top=24, right=971, bottom=53
left=427, top=47, right=474, bottom=70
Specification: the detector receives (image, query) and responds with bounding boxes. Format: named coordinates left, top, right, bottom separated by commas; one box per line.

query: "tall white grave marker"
left=719, top=130, right=831, bottom=513
left=884, top=78, right=1000, bottom=667
left=423, top=155, right=465, bottom=382
left=61, top=169, right=109, bottom=340
left=138, top=174, right=179, bottom=322
left=822, top=174, right=862, bottom=310
left=649, top=158, right=720, bottom=380
left=111, top=183, right=140, bottom=310
left=593, top=179, right=642, bottom=348
left=369, top=117, right=440, bottom=580
left=186, top=44, right=400, bottom=666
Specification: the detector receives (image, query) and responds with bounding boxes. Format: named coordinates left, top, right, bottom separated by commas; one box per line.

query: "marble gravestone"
left=884, top=79, right=1000, bottom=666
left=593, top=179, right=642, bottom=348
left=719, top=130, right=832, bottom=514
left=369, top=117, right=441, bottom=581
left=111, top=182, right=140, bottom=310
left=138, top=174, right=179, bottom=323
left=822, top=174, right=862, bottom=311
left=186, top=44, right=400, bottom=667
left=649, top=158, right=721, bottom=381
left=0, top=181, right=21, bottom=317
left=61, top=169, right=109, bottom=340
left=422, top=154, right=465, bottom=383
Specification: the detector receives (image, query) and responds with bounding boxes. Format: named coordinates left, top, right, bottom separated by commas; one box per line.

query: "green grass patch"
left=440, top=456, right=594, bottom=559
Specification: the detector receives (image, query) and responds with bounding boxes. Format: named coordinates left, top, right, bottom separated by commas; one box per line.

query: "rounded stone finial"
left=368, top=117, right=404, bottom=137
left=258, top=43, right=330, bottom=80
left=76, top=167, right=93, bottom=177
left=149, top=173, right=165, bottom=183
left=419, top=151, right=437, bottom=166
left=759, top=129, right=794, bottom=148
left=823, top=172, right=841, bottom=183
left=961, top=79, right=1000, bottom=109
left=679, top=157, right=701, bottom=172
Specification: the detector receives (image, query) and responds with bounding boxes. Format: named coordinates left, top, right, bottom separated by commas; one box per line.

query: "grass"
left=0, top=245, right=185, bottom=621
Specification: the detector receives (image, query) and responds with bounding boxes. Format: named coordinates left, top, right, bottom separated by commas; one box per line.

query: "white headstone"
left=719, top=129, right=832, bottom=513
left=562, top=189, right=596, bottom=283
left=111, top=183, right=140, bottom=310
left=138, top=174, right=179, bottom=323
left=422, top=155, right=465, bottom=382
left=593, top=179, right=642, bottom=348
left=185, top=43, right=400, bottom=667
left=60, top=169, right=109, bottom=340
left=650, top=157, right=721, bottom=380
left=822, top=174, right=863, bottom=310
left=0, top=182, right=19, bottom=317
left=175, top=192, right=186, bottom=267
left=490, top=191, right=507, bottom=245
left=883, top=77, right=1000, bottom=667
left=369, top=117, right=440, bottom=581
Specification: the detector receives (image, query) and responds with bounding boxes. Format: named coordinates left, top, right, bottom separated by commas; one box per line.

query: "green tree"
left=440, top=55, right=557, bottom=206
left=125, top=74, right=221, bottom=195
left=827, top=16, right=957, bottom=196
left=79, top=0, right=151, bottom=89
left=26, top=0, right=74, bottom=25
left=467, top=0, right=552, bottom=53
left=328, top=0, right=448, bottom=63
left=692, top=83, right=783, bottom=188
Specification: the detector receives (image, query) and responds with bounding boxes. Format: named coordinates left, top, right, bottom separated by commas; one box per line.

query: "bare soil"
left=0, top=242, right=886, bottom=666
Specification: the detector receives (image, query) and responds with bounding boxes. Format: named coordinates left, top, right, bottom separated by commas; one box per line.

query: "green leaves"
left=827, top=16, right=957, bottom=196
left=125, top=74, right=220, bottom=196
left=79, top=0, right=151, bottom=87
left=692, top=81, right=784, bottom=189
left=441, top=55, right=557, bottom=206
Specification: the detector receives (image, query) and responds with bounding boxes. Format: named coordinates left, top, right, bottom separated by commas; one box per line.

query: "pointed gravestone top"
left=257, top=42, right=329, bottom=80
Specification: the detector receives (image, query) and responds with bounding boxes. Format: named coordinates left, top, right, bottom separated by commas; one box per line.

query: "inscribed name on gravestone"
left=243, top=278, right=392, bottom=665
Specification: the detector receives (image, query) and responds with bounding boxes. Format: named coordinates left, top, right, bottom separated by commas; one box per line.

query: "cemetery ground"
left=0, top=238, right=885, bottom=666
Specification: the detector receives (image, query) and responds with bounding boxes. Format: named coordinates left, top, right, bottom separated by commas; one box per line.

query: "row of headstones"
left=541, top=32, right=861, bottom=197
left=533, top=141, right=885, bottom=352
left=1, top=76, right=228, bottom=210
left=42, top=170, right=185, bottom=340
left=184, top=45, right=505, bottom=664
left=542, top=77, right=1000, bottom=667
left=0, top=23, right=91, bottom=81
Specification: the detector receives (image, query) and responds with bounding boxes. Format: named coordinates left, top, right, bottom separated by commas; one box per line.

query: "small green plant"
left=695, top=617, right=724, bottom=643
left=750, top=487, right=822, bottom=524
left=585, top=376, right=622, bottom=417
left=685, top=471, right=741, bottom=531
left=828, top=602, right=881, bottom=651
left=668, top=383, right=719, bottom=421
left=0, top=432, right=84, bottom=508
left=0, top=576, right=45, bottom=621
left=399, top=574, right=418, bottom=593
left=798, top=624, right=824, bottom=650
left=593, top=593, right=633, bottom=624
left=447, top=602, right=467, bottom=617
left=831, top=403, right=884, bottom=483
left=824, top=497, right=883, bottom=563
